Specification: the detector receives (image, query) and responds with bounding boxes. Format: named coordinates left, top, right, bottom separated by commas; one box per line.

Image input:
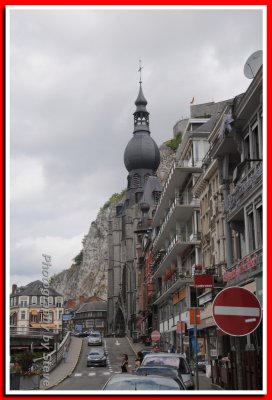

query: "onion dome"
left=124, top=83, right=160, bottom=172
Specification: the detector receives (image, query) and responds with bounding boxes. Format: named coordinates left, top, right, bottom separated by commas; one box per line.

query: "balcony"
left=152, top=233, right=201, bottom=279
left=153, top=161, right=202, bottom=226
left=153, top=197, right=200, bottom=253
left=226, top=162, right=262, bottom=215
left=209, top=114, right=239, bottom=158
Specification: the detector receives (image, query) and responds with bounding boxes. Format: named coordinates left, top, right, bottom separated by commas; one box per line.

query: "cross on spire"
left=138, top=59, right=143, bottom=84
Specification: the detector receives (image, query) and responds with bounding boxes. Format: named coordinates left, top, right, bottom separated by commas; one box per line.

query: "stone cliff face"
left=50, top=144, right=175, bottom=300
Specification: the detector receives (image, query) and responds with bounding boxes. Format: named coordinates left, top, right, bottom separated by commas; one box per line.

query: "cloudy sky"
left=7, top=6, right=264, bottom=287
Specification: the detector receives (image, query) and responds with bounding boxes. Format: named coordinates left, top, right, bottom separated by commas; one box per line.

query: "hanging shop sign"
left=194, top=274, right=213, bottom=288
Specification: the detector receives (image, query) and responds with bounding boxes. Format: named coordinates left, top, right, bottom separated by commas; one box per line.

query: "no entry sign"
left=151, top=330, right=161, bottom=341
left=212, top=287, right=262, bottom=336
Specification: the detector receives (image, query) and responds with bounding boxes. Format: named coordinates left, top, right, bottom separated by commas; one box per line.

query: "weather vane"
left=138, top=59, right=143, bottom=83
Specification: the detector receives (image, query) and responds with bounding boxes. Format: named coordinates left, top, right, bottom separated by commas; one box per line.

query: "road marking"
left=74, top=373, right=82, bottom=377
left=115, top=340, right=120, bottom=346
left=214, top=306, right=260, bottom=317
left=88, top=372, right=96, bottom=376
left=103, top=372, right=111, bottom=375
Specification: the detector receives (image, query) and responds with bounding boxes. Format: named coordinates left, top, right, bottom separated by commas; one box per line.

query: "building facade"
left=10, top=280, right=64, bottom=332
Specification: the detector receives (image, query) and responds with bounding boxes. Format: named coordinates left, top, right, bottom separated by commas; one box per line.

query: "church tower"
left=107, top=71, right=161, bottom=337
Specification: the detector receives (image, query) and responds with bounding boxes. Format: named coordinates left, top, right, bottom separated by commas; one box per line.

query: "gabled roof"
left=11, top=280, right=62, bottom=297
left=75, top=301, right=107, bottom=314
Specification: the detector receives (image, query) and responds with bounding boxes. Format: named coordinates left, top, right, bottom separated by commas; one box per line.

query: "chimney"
left=79, top=295, right=84, bottom=304
left=12, top=284, right=17, bottom=294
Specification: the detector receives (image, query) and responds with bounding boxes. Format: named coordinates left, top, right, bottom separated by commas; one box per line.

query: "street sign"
left=151, top=330, right=160, bottom=341
left=194, top=274, right=213, bottom=288
left=190, top=308, right=200, bottom=325
left=212, top=286, right=262, bottom=336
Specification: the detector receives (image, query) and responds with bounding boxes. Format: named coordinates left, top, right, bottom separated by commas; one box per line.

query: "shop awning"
left=30, top=310, right=38, bottom=315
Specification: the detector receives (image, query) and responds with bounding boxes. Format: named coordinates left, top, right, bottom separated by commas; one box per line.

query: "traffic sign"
left=151, top=330, right=160, bottom=341
left=212, top=287, right=262, bottom=336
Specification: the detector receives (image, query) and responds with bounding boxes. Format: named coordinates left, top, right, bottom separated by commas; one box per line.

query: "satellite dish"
left=244, top=50, right=263, bottom=79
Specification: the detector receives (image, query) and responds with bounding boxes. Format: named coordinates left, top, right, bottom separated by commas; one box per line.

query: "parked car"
left=88, top=331, right=103, bottom=346
left=193, top=359, right=208, bottom=372
left=141, top=352, right=195, bottom=390
left=139, top=347, right=154, bottom=359
left=74, top=330, right=89, bottom=337
left=87, top=347, right=107, bottom=367
left=135, top=365, right=186, bottom=389
left=102, top=373, right=185, bottom=390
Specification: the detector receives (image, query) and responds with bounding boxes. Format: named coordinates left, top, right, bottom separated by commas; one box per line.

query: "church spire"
left=133, top=60, right=149, bottom=133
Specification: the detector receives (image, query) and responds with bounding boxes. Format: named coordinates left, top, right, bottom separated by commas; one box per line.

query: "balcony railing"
left=153, top=196, right=199, bottom=249
left=227, top=162, right=262, bottom=213
left=152, top=233, right=201, bottom=277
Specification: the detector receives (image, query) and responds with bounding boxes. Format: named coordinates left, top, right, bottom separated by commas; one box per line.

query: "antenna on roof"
left=243, top=50, right=263, bottom=79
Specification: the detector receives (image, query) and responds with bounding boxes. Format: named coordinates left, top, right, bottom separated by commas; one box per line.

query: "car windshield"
left=89, top=333, right=100, bottom=337
left=104, top=378, right=181, bottom=390
left=142, top=357, right=190, bottom=374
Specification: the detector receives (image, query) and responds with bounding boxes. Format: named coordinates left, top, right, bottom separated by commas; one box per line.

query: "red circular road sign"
left=212, top=287, right=262, bottom=336
left=151, top=330, right=161, bottom=341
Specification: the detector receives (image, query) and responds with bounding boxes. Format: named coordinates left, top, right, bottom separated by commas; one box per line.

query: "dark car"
left=141, top=353, right=194, bottom=390
left=87, top=347, right=107, bottom=367
left=135, top=365, right=186, bottom=389
left=193, top=359, right=208, bottom=372
left=139, top=347, right=154, bottom=359
left=102, top=373, right=185, bottom=390
left=74, top=330, right=89, bottom=337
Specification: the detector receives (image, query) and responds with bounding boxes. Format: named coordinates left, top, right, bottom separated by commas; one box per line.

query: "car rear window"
left=142, top=357, right=190, bottom=374
left=89, top=333, right=100, bottom=337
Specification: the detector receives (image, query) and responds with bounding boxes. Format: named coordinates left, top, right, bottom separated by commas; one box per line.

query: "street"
left=52, top=337, right=136, bottom=390
left=51, top=336, right=211, bottom=391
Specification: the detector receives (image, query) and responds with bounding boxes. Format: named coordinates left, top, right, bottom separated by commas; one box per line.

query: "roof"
left=75, top=301, right=107, bottom=314
left=11, top=280, right=62, bottom=297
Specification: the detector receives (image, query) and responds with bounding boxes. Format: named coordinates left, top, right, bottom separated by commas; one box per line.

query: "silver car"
left=141, top=353, right=194, bottom=389
left=88, top=331, right=102, bottom=346
left=102, top=373, right=185, bottom=390
left=87, top=347, right=107, bottom=367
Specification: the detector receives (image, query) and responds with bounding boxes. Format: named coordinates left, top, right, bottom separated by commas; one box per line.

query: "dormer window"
left=31, top=296, right=37, bottom=305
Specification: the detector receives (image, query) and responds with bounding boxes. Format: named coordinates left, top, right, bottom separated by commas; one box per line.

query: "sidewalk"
left=40, top=337, right=83, bottom=390
left=126, top=336, right=213, bottom=391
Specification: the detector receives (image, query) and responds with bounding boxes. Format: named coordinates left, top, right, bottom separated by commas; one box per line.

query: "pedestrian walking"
left=135, top=351, right=143, bottom=369
left=170, top=344, right=176, bottom=353
left=121, top=354, right=129, bottom=373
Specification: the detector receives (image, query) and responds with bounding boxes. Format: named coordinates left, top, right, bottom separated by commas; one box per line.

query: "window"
left=20, top=297, right=28, bottom=307
left=247, top=205, right=256, bottom=252
left=133, top=173, right=140, bottom=187
left=48, top=296, right=53, bottom=306
left=56, top=297, right=62, bottom=307
left=14, top=297, right=17, bottom=306
left=255, top=200, right=263, bottom=249
left=95, top=319, right=104, bottom=327
left=21, top=311, right=26, bottom=320
left=31, top=314, right=37, bottom=323
left=10, top=297, right=13, bottom=307
left=59, top=311, right=62, bottom=320
left=31, top=296, right=37, bottom=305
left=252, top=123, right=260, bottom=160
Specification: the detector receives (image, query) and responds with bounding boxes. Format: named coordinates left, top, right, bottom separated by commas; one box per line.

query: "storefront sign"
left=223, top=253, right=257, bottom=282
left=194, top=274, right=213, bottom=288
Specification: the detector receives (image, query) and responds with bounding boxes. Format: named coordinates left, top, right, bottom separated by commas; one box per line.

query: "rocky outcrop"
left=50, top=144, right=175, bottom=300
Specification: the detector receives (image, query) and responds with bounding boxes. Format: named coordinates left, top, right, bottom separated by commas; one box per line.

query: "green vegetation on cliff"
left=164, top=132, right=182, bottom=151
left=100, top=189, right=126, bottom=211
